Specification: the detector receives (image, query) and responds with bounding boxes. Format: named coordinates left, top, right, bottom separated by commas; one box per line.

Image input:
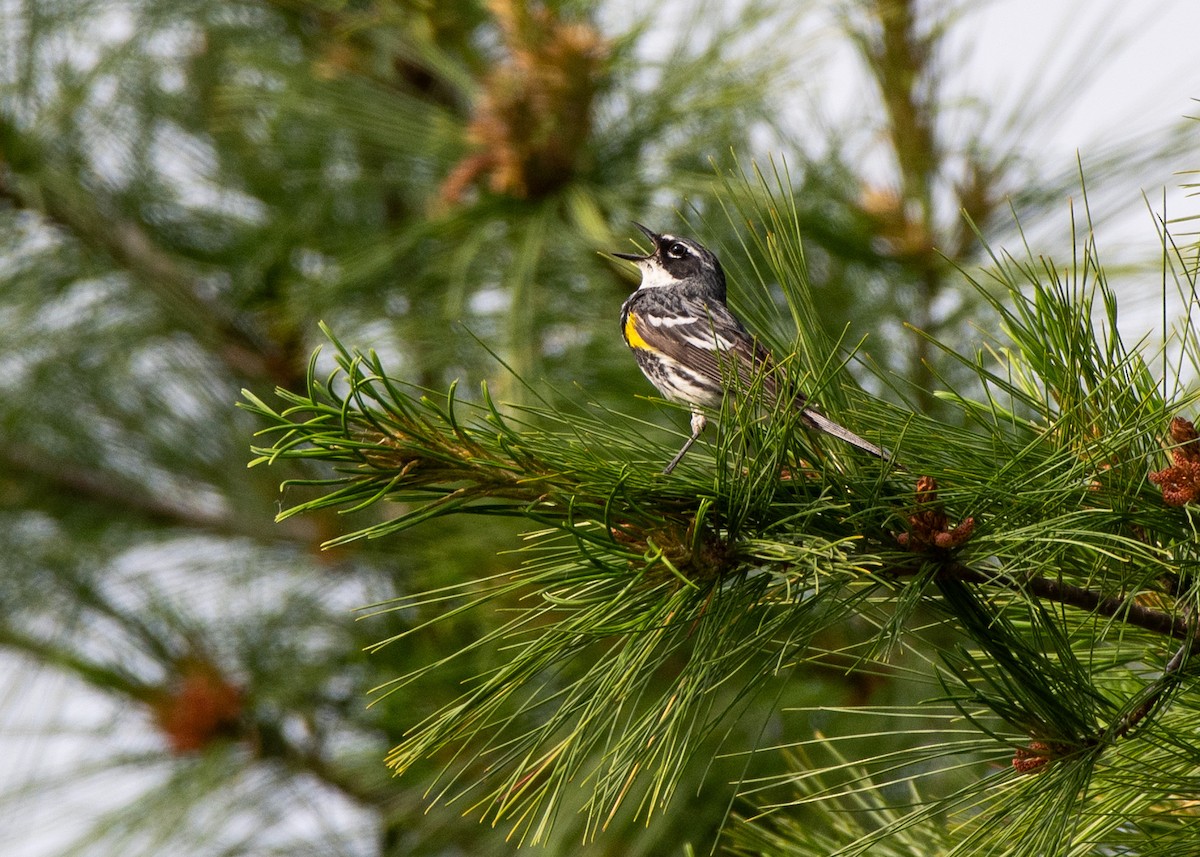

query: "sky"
left=785, top=0, right=1200, bottom=370
left=954, top=0, right=1199, bottom=239
left=950, top=0, right=1200, bottom=376
left=815, top=0, right=1199, bottom=247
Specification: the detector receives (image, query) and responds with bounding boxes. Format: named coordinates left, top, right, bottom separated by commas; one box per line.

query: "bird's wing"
left=626, top=292, right=775, bottom=391
left=627, top=293, right=891, bottom=461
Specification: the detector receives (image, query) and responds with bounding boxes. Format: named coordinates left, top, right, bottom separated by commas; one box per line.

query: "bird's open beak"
left=612, top=222, right=659, bottom=261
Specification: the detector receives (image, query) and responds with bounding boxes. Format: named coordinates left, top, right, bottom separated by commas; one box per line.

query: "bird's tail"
left=800, top=407, right=891, bottom=462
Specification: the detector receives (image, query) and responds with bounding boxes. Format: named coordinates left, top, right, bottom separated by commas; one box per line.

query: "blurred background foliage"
left=0, top=0, right=1195, bottom=854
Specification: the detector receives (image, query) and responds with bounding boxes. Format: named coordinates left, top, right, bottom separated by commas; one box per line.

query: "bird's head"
left=613, top=223, right=726, bottom=300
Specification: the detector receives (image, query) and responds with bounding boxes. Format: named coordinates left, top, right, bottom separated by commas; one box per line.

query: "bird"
left=614, top=223, right=889, bottom=474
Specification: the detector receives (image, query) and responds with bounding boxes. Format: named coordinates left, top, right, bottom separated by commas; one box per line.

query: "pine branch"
left=884, top=560, right=1193, bottom=641
left=1107, top=615, right=1195, bottom=741
left=0, top=624, right=156, bottom=703
left=0, top=116, right=296, bottom=387
left=0, top=443, right=318, bottom=543
left=239, top=312, right=1199, bottom=838
left=236, top=155, right=1200, bottom=846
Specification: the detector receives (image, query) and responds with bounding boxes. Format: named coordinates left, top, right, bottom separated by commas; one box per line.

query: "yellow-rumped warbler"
left=615, top=223, right=888, bottom=474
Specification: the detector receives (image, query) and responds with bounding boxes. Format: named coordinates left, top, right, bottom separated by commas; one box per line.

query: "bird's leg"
left=662, top=411, right=707, bottom=474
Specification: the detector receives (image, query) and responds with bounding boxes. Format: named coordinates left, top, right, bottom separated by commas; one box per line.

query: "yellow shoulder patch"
left=624, top=311, right=652, bottom=350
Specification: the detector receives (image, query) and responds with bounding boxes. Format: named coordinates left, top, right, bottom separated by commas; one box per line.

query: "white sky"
left=950, top=0, right=1200, bottom=369
left=953, top=0, right=1200, bottom=237
left=758, top=0, right=1200, bottom=366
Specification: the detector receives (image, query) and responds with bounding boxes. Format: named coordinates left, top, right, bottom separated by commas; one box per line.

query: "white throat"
left=635, top=258, right=679, bottom=290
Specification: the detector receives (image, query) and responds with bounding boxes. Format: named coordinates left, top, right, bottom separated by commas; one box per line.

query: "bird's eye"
left=667, top=242, right=688, bottom=258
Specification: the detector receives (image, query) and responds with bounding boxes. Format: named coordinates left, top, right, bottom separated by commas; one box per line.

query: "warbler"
left=615, top=223, right=888, bottom=474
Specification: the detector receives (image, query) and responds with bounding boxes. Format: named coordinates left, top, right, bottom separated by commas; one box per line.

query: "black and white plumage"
left=615, top=223, right=888, bottom=474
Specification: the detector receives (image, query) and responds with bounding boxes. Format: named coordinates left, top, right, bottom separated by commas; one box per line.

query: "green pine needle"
left=242, top=177, right=1200, bottom=848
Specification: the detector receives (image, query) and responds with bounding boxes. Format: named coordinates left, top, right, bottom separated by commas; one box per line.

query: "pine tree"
left=2, top=0, right=1197, bottom=854
left=246, top=169, right=1200, bottom=852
